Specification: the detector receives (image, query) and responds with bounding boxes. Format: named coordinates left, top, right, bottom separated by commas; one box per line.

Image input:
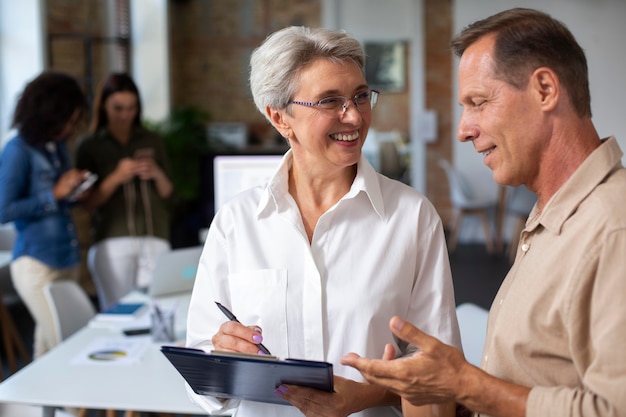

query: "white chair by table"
left=438, top=158, right=496, bottom=253
left=43, top=280, right=118, bottom=417
left=43, top=280, right=97, bottom=345
left=0, top=223, right=30, bottom=379
left=0, top=403, right=74, bottom=417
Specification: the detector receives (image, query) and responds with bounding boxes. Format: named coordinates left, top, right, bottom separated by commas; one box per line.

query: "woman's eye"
left=318, top=97, right=343, bottom=109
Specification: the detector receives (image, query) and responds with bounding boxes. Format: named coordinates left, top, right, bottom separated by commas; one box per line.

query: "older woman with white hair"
left=186, top=26, right=460, bottom=417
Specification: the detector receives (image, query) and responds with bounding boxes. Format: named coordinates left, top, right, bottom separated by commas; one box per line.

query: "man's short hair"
left=451, top=8, right=591, bottom=118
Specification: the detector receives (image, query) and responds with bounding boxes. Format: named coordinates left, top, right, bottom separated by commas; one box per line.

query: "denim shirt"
left=0, top=135, right=80, bottom=268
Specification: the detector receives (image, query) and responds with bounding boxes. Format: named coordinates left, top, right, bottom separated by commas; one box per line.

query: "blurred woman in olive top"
left=75, top=73, right=173, bottom=311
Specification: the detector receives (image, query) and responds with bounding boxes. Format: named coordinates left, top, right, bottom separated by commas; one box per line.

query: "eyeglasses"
left=290, top=89, right=379, bottom=115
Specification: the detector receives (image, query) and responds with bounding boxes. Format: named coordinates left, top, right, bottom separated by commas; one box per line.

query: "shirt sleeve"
left=527, top=228, right=626, bottom=416
left=404, top=209, right=462, bottom=353
left=0, top=141, right=58, bottom=223
left=185, top=212, right=241, bottom=413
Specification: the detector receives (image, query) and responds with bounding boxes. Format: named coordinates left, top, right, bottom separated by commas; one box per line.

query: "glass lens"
left=354, top=91, right=370, bottom=106
left=318, top=96, right=345, bottom=110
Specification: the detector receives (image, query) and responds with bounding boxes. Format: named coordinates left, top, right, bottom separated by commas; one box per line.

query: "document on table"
left=72, top=336, right=152, bottom=366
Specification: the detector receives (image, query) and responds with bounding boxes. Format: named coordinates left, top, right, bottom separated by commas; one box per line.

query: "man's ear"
left=266, top=105, right=291, bottom=134
left=531, top=67, right=559, bottom=112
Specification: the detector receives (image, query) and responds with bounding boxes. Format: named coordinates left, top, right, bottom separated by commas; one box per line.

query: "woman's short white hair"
left=249, top=26, right=365, bottom=120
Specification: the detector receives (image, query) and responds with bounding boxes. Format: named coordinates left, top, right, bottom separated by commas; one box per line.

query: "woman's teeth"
left=331, top=132, right=358, bottom=141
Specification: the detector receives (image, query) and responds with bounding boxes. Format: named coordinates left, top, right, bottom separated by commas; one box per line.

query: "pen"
left=215, top=301, right=272, bottom=355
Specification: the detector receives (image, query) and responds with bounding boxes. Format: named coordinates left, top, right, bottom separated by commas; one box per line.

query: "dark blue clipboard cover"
left=160, top=345, right=334, bottom=405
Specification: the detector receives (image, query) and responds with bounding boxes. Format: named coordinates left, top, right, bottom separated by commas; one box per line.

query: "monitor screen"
left=213, top=155, right=283, bottom=212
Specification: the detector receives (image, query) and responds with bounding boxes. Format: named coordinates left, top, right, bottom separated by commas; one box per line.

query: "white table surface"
left=0, top=291, right=209, bottom=415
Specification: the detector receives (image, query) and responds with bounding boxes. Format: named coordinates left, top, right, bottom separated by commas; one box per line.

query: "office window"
left=47, top=0, right=130, bottom=105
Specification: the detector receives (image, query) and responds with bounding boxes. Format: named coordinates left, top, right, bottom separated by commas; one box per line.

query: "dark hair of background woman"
left=12, top=71, right=87, bottom=146
left=90, top=72, right=143, bottom=133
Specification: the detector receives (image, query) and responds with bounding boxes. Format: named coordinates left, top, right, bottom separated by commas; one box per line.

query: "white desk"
left=0, top=292, right=211, bottom=416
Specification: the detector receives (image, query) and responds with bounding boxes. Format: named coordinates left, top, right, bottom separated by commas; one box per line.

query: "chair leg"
left=477, top=211, right=494, bottom=254
left=0, top=289, right=31, bottom=375
left=447, top=211, right=463, bottom=253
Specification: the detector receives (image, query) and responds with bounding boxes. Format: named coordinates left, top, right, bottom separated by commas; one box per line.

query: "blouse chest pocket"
left=30, top=160, right=57, bottom=193
left=229, top=269, right=288, bottom=355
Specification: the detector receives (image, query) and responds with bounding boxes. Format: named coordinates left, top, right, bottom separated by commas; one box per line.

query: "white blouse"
left=186, top=151, right=461, bottom=417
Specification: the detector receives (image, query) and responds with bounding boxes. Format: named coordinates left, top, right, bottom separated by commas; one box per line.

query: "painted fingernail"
left=252, top=334, right=263, bottom=343
left=274, top=388, right=283, bottom=398
left=254, top=327, right=262, bottom=333
left=278, top=385, right=288, bottom=393
left=258, top=349, right=266, bottom=355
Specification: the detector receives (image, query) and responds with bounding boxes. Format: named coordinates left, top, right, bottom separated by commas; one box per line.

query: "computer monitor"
left=213, top=155, right=283, bottom=212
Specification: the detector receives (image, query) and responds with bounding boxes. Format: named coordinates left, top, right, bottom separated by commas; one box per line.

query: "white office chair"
left=0, top=403, right=74, bottom=417
left=438, top=158, right=496, bottom=253
left=456, top=303, right=489, bottom=367
left=43, top=280, right=96, bottom=345
left=0, top=223, right=30, bottom=379
left=0, top=223, right=19, bottom=305
left=43, top=281, right=124, bottom=417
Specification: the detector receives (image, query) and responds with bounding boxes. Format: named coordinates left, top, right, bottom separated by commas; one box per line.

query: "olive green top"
left=75, top=126, right=172, bottom=243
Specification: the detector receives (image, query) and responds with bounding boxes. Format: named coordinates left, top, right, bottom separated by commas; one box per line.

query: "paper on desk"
left=71, top=336, right=151, bottom=366
left=89, top=312, right=151, bottom=331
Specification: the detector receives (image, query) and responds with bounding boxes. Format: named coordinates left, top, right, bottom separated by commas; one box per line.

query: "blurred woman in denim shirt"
left=0, top=71, right=89, bottom=357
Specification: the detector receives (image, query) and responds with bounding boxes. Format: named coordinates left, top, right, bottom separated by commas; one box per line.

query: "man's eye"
left=354, top=92, right=370, bottom=104
left=318, top=97, right=344, bottom=109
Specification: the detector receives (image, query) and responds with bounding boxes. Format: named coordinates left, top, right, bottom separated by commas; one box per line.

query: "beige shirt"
left=481, top=137, right=626, bottom=416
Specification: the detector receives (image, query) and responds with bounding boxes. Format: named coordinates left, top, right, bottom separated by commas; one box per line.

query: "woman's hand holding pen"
left=212, top=321, right=268, bottom=355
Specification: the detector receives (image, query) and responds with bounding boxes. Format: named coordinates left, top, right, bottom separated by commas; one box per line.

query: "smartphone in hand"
left=67, top=172, right=98, bottom=201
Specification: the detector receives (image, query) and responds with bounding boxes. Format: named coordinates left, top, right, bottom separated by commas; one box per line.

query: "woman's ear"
left=266, top=106, right=291, bottom=134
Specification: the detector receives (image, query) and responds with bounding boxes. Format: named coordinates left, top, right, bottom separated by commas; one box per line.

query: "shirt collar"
left=529, top=136, right=624, bottom=234
left=256, top=150, right=386, bottom=220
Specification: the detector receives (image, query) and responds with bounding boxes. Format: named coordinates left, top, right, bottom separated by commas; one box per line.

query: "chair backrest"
left=43, top=280, right=96, bottom=344
left=456, top=303, right=489, bottom=367
left=438, top=158, right=476, bottom=205
left=0, top=223, right=16, bottom=251
left=149, top=246, right=203, bottom=298
left=506, top=185, right=537, bottom=216
left=0, top=223, right=19, bottom=306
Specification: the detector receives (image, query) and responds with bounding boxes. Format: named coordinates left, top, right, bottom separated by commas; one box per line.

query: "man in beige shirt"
left=341, top=8, right=626, bottom=417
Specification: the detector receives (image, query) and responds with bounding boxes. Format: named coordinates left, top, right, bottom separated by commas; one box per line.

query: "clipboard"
left=161, top=346, right=334, bottom=405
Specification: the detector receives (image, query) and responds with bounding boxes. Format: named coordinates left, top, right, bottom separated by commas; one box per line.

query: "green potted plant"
left=146, top=106, right=212, bottom=247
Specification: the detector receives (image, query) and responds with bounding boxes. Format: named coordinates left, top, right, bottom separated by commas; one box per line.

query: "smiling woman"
left=185, top=26, right=460, bottom=417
